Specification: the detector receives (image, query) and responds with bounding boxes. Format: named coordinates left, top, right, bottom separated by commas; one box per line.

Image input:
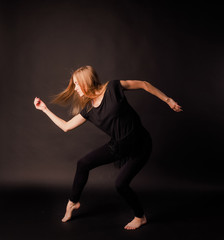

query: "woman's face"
left=73, top=76, right=84, bottom=97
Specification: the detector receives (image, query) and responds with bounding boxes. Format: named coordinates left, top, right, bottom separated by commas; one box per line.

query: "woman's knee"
left=115, top=179, right=128, bottom=194
left=76, top=158, right=90, bottom=172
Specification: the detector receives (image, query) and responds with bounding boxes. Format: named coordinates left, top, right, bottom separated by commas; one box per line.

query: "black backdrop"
left=1, top=1, right=224, bottom=192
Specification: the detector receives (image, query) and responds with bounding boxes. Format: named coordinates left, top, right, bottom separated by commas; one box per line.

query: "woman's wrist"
left=42, top=106, right=48, bottom=113
left=165, top=97, right=171, bottom=103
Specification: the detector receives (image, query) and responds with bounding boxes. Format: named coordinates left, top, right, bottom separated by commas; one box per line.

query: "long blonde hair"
left=50, top=65, right=108, bottom=115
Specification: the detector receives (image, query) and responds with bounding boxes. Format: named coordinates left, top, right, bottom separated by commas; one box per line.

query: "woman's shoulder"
left=107, top=80, right=125, bottom=97
left=107, top=79, right=122, bottom=88
left=110, top=79, right=121, bottom=84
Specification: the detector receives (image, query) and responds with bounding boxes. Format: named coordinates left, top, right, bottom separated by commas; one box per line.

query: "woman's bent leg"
left=69, top=144, right=115, bottom=203
left=115, top=155, right=148, bottom=218
left=115, top=136, right=152, bottom=229
left=62, top=144, right=115, bottom=222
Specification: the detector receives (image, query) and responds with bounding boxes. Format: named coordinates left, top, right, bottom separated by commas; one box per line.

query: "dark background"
left=1, top=1, right=224, bottom=240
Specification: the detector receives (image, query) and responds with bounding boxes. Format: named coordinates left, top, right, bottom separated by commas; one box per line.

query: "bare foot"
left=61, top=200, right=80, bottom=222
left=124, top=215, right=147, bottom=230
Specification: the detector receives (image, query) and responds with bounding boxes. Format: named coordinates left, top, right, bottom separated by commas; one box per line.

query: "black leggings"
left=69, top=130, right=152, bottom=218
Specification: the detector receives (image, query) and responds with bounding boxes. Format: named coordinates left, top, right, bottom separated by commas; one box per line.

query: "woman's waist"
left=109, top=125, right=151, bottom=147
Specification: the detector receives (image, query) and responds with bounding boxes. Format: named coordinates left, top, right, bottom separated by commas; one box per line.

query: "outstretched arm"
left=120, top=80, right=182, bottom=112
left=34, top=97, right=86, bottom=132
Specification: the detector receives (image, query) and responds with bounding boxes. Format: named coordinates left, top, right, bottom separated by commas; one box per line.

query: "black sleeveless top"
left=80, top=80, right=151, bottom=167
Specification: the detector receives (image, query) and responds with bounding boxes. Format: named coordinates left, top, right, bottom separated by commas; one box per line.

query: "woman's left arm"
left=120, top=80, right=182, bottom=112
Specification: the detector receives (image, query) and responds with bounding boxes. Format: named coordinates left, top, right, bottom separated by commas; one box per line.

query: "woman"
left=33, top=65, right=182, bottom=230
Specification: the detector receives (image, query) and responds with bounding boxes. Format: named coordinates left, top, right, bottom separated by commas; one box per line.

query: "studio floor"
left=1, top=185, right=224, bottom=240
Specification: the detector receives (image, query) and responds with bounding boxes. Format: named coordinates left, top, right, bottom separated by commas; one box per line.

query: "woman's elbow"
left=142, top=81, right=148, bottom=90
left=63, top=122, right=69, bottom=132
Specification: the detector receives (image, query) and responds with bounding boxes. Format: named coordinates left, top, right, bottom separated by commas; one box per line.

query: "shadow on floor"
left=0, top=185, right=223, bottom=240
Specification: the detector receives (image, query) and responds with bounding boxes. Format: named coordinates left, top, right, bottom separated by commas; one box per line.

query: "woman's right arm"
left=34, top=97, right=86, bottom=132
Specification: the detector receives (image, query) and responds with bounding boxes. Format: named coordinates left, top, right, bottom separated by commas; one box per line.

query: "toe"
left=125, top=225, right=132, bottom=230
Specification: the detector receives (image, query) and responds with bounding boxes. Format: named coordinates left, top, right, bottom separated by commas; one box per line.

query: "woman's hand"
left=34, top=97, right=47, bottom=111
left=166, top=98, right=183, bottom=112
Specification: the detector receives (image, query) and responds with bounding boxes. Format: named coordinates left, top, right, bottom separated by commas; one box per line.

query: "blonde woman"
left=34, top=65, right=182, bottom=230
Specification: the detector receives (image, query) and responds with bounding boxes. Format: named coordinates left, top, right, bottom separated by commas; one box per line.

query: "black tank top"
left=80, top=80, right=143, bottom=141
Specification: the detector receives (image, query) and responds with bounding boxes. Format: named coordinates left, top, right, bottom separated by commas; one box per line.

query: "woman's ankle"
left=134, top=215, right=146, bottom=220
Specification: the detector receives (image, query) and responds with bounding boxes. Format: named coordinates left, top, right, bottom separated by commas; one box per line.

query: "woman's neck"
left=92, top=88, right=106, bottom=108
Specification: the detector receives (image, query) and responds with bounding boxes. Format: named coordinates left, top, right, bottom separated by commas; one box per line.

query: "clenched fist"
left=34, top=97, right=47, bottom=111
